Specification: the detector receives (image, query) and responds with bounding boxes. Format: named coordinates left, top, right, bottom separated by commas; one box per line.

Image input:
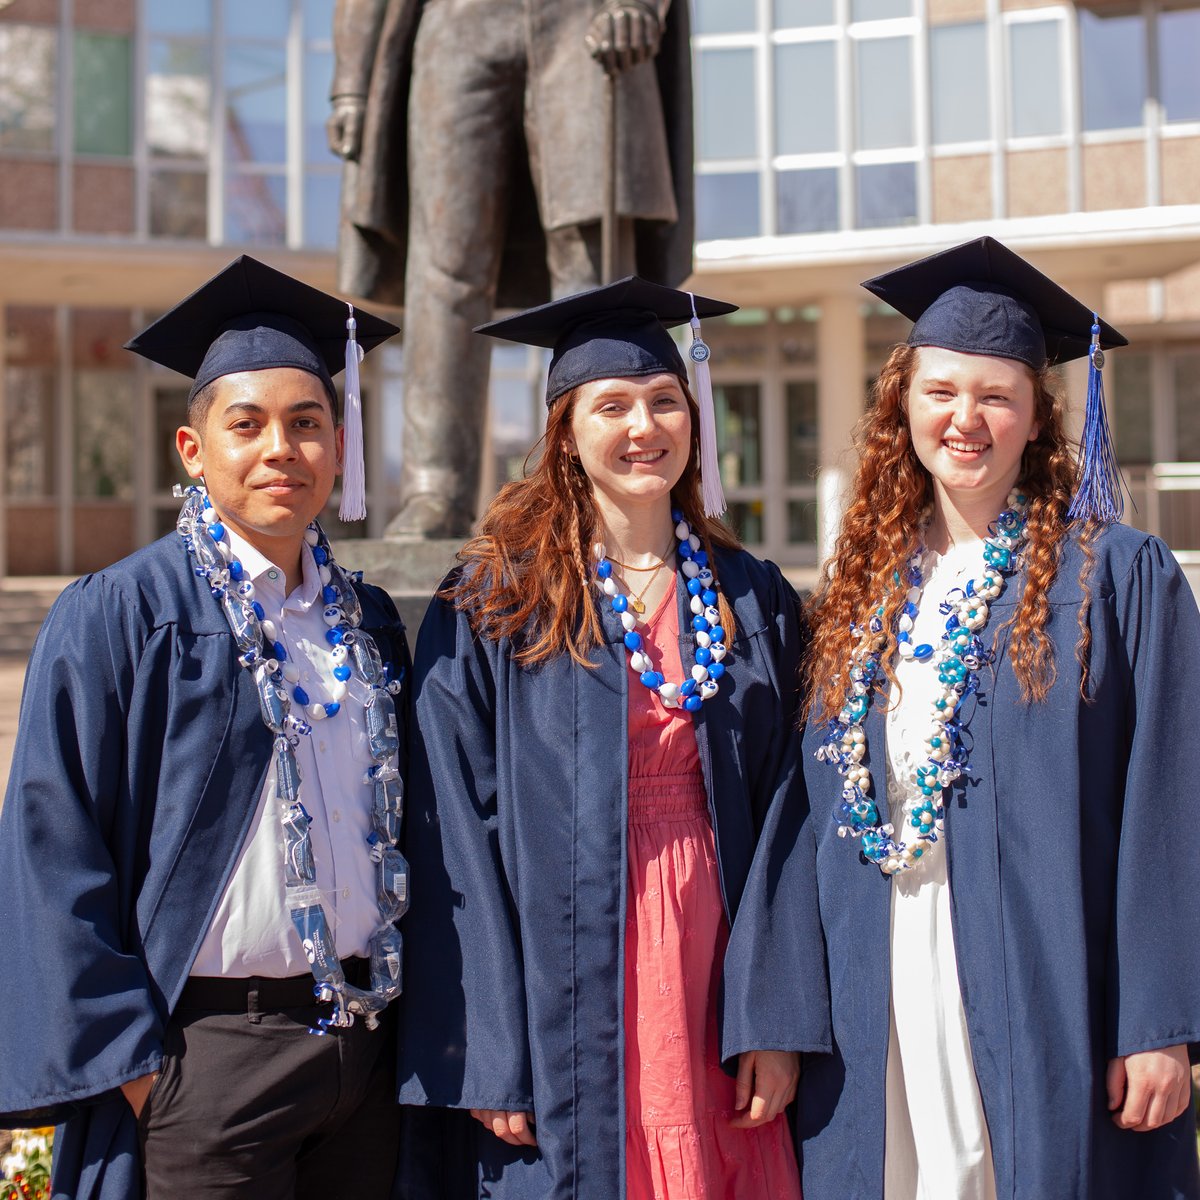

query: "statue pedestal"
left=332, top=537, right=462, bottom=634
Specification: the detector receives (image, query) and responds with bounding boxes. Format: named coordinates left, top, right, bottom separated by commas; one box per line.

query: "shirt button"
left=342, top=887, right=351, bottom=899
left=268, top=569, right=279, bottom=580
left=318, top=741, right=327, bottom=753
left=331, top=810, right=341, bottom=822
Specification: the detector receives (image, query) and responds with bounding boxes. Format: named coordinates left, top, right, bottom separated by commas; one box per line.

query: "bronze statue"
left=327, top=0, right=694, bottom=538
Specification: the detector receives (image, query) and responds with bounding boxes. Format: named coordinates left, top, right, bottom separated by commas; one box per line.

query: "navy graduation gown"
left=398, top=549, right=824, bottom=1198
left=0, top=534, right=409, bottom=1200
left=735, top=524, right=1200, bottom=1198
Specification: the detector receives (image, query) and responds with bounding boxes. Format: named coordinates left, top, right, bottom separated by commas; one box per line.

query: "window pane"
left=147, top=40, right=211, bottom=158
left=1111, top=352, right=1152, bottom=464
left=154, top=387, right=191, bottom=492
left=698, top=48, right=757, bottom=161
left=1159, top=9, right=1200, bottom=124
left=777, top=168, right=839, bottom=233
left=856, top=38, right=913, bottom=149
left=930, top=23, right=989, bottom=144
left=0, top=25, right=56, bottom=153
left=305, top=50, right=338, bottom=164
left=304, top=171, right=340, bottom=249
left=226, top=172, right=287, bottom=244
left=696, top=172, right=760, bottom=239
left=724, top=501, right=764, bottom=544
left=150, top=170, right=208, bottom=238
left=146, top=0, right=211, bottom=35
left=695, top=0, right=756, bottom=33
left=1008, top=21, right=1062, bottom=138
left=5, top=367, right=56, bottom=498
left=225, top=44, right=287, bottom=165
left=75, top=33, right=132, bottom=156
left=775, top=0, right=835, bottom=28
left=226, top=0, right=291, bottom=39
left=715, top=384, right=762, bottom=486
left=304, top=0, right=336, bottom=40
left=787, top=381, right=819, bottom=482
left=788, top=498, right=818, bottom=543
left=1080, top=12, right=1146, bottom=131
left=856, top=161, right=916, bottom=226
left=1176, top=353, right=1200, bottom=462
left=776, top=42, right=837, bottom=154
left=75, top=370, right=134, bottom=500
left=852, top=0, right=911, bottom=21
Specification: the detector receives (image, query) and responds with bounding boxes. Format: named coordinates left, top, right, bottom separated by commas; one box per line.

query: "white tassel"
left=339, top=304, right=367, bottom=522
left=689, top=294, right=725, bottom=518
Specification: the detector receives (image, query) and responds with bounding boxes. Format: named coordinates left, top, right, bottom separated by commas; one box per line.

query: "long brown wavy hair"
left=448, top=380, right=741, bottom=667
left=803, top=343, right=1097, bottom=724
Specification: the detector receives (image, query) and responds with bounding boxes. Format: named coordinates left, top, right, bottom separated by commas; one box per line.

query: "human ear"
left=176, top=426, right=205, bottom=480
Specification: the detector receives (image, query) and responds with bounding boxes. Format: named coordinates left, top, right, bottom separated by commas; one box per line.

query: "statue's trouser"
left=392, top=0, right=635, bottom=538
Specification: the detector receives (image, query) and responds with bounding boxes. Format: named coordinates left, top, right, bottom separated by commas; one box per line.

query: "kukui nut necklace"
left=816, top=490, right=1029, bottom=876
left=176, top=484, right=408, bottom=1030
left=594, top=509, right=730, bottom=713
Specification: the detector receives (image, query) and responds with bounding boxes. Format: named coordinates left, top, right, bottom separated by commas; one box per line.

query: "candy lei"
left=594, top=509, right=730, bottom=713
left=176, top=485, right=408, bottom=1030
left=817, top=491, right=1029, bottom=876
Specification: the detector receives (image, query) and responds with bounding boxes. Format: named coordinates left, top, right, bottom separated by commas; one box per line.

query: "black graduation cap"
left=862, top=236, right=1127, bottom=367
left=124, top=254, right=399, bottom=408
left=475, top=275, right=738, bottom=406
left=125, top=255, right=399, bottom=522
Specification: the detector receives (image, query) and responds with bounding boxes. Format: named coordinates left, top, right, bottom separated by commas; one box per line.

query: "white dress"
left=883, top=541, right=998, bottom=1200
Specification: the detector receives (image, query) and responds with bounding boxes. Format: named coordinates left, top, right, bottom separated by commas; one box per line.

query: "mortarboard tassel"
left=339, top=304, right=367, bottom=521
left=1066, top=315, right=1124, bottom=526
left=689, top=293, right=726, bottom=518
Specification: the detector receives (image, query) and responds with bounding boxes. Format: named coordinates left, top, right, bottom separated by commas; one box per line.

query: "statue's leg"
left=390, top=1, right=524, bottom=539
left=544, top=220, right=637, bottom=298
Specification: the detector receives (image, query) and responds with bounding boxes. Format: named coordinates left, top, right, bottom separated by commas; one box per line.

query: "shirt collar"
left=225, top=527, right=321, bottom=611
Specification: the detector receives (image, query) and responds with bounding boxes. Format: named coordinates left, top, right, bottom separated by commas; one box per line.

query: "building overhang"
left=0, top=238, right=343, bottom=312
left=689, top=207, right=1200, bottom=310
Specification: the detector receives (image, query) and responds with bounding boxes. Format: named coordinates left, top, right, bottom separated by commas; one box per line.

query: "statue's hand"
left=585, top=2, right=663, bottom=74
left=327, top=94, right=367, bottom=161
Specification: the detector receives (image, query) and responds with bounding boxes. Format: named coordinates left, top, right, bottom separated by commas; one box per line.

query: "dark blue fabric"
left=193, top=312, right=337, bottom=404
left=733, top=523, right=1200, bottom=1199
left=545, top=314, right=687, bottom=405
left=908, top=283, right=1046, bottom=369
left=398, top=549, right=821, bottom=1198
left=0, top=534, right=409, bottom=1200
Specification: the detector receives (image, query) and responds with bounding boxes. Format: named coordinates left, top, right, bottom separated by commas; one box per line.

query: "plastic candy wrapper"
left=282, top=800, right=315, bottom=885
left=256, top=666, right=289, bottom=734
left=375, top=844, right=409, bottom=922
left=370, top=773, right=404, bottom=844
left=364, top=691, right=399, bottom=760
left=350, top=632, right=386, bottom=688
left=369, top=924, right=403, bottom=995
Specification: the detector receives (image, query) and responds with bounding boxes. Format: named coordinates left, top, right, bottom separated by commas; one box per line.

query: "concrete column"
left=816, top=294, right=866, bottom=562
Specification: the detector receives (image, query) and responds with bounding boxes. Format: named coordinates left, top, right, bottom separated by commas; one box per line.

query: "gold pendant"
left=631, top=598, right=646, bottom=614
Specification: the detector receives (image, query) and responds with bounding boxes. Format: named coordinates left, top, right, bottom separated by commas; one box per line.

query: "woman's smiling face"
left=905, top=345, right=1039, bottom=512
left=566, top=372, right=692, bottom=515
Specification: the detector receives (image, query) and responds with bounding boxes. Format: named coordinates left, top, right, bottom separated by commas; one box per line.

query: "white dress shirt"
left=191, top=530, right=380, bottom=978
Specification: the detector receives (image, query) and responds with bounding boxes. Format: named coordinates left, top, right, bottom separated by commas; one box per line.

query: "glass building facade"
left=2, top=0, right=1199, bottom=577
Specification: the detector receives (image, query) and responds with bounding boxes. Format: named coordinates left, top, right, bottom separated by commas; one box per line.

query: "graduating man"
left=0, top=258, right=410, bottom=1200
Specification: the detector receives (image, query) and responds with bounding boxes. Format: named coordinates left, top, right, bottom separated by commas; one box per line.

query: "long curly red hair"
left=448, top=382, right=741, bottom=667
left=803, top=343, right=1096, bottom=724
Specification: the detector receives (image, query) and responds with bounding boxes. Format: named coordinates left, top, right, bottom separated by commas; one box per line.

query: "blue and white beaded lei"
left=594, top=509, right=730, bottom=713
left=817, top=491, right=1029, bottom=876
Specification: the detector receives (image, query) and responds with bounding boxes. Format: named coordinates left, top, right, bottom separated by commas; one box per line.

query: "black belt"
left=177, top=956, right=372, bottom=1013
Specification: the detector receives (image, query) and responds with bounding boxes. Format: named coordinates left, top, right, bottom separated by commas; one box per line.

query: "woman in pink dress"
left=400, top=278, right=815, bottom=1199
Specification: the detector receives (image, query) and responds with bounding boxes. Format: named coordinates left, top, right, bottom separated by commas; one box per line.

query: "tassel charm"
left=339, top=304, right=367, bottom=522
left=689, top=293, right=726, bottom=518
left=1066, top=314, right=1125, bottom=526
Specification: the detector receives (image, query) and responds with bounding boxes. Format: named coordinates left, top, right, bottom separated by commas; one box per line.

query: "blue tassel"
left=1067, top=315, right=1125, bottom=526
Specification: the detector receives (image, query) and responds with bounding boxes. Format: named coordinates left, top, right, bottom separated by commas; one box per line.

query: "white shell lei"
left=816, top=490, right=1030, bottom=876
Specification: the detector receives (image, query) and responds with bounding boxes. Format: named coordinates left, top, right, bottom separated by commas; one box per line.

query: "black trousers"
left=139, top=971, right=400, bottom=1200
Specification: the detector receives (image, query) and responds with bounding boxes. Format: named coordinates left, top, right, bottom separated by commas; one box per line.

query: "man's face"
left=176, top=367, right=342, bottom=554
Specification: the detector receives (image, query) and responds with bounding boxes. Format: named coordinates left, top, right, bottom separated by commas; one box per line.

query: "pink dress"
left=624, top=585, right=803, bottom=1200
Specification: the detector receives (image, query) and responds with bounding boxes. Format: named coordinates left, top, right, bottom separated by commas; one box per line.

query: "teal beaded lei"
left=816, top=491, right=1030, bottom=876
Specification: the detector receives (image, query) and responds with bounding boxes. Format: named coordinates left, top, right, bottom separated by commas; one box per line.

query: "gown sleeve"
left=721, top=565, right=833, bottom=1060
left=1108, top=535, right=1200, bottom=1061
left=397, top=589, right=534, bottom=1112
left=0, top=576, right=165, bottom=1126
